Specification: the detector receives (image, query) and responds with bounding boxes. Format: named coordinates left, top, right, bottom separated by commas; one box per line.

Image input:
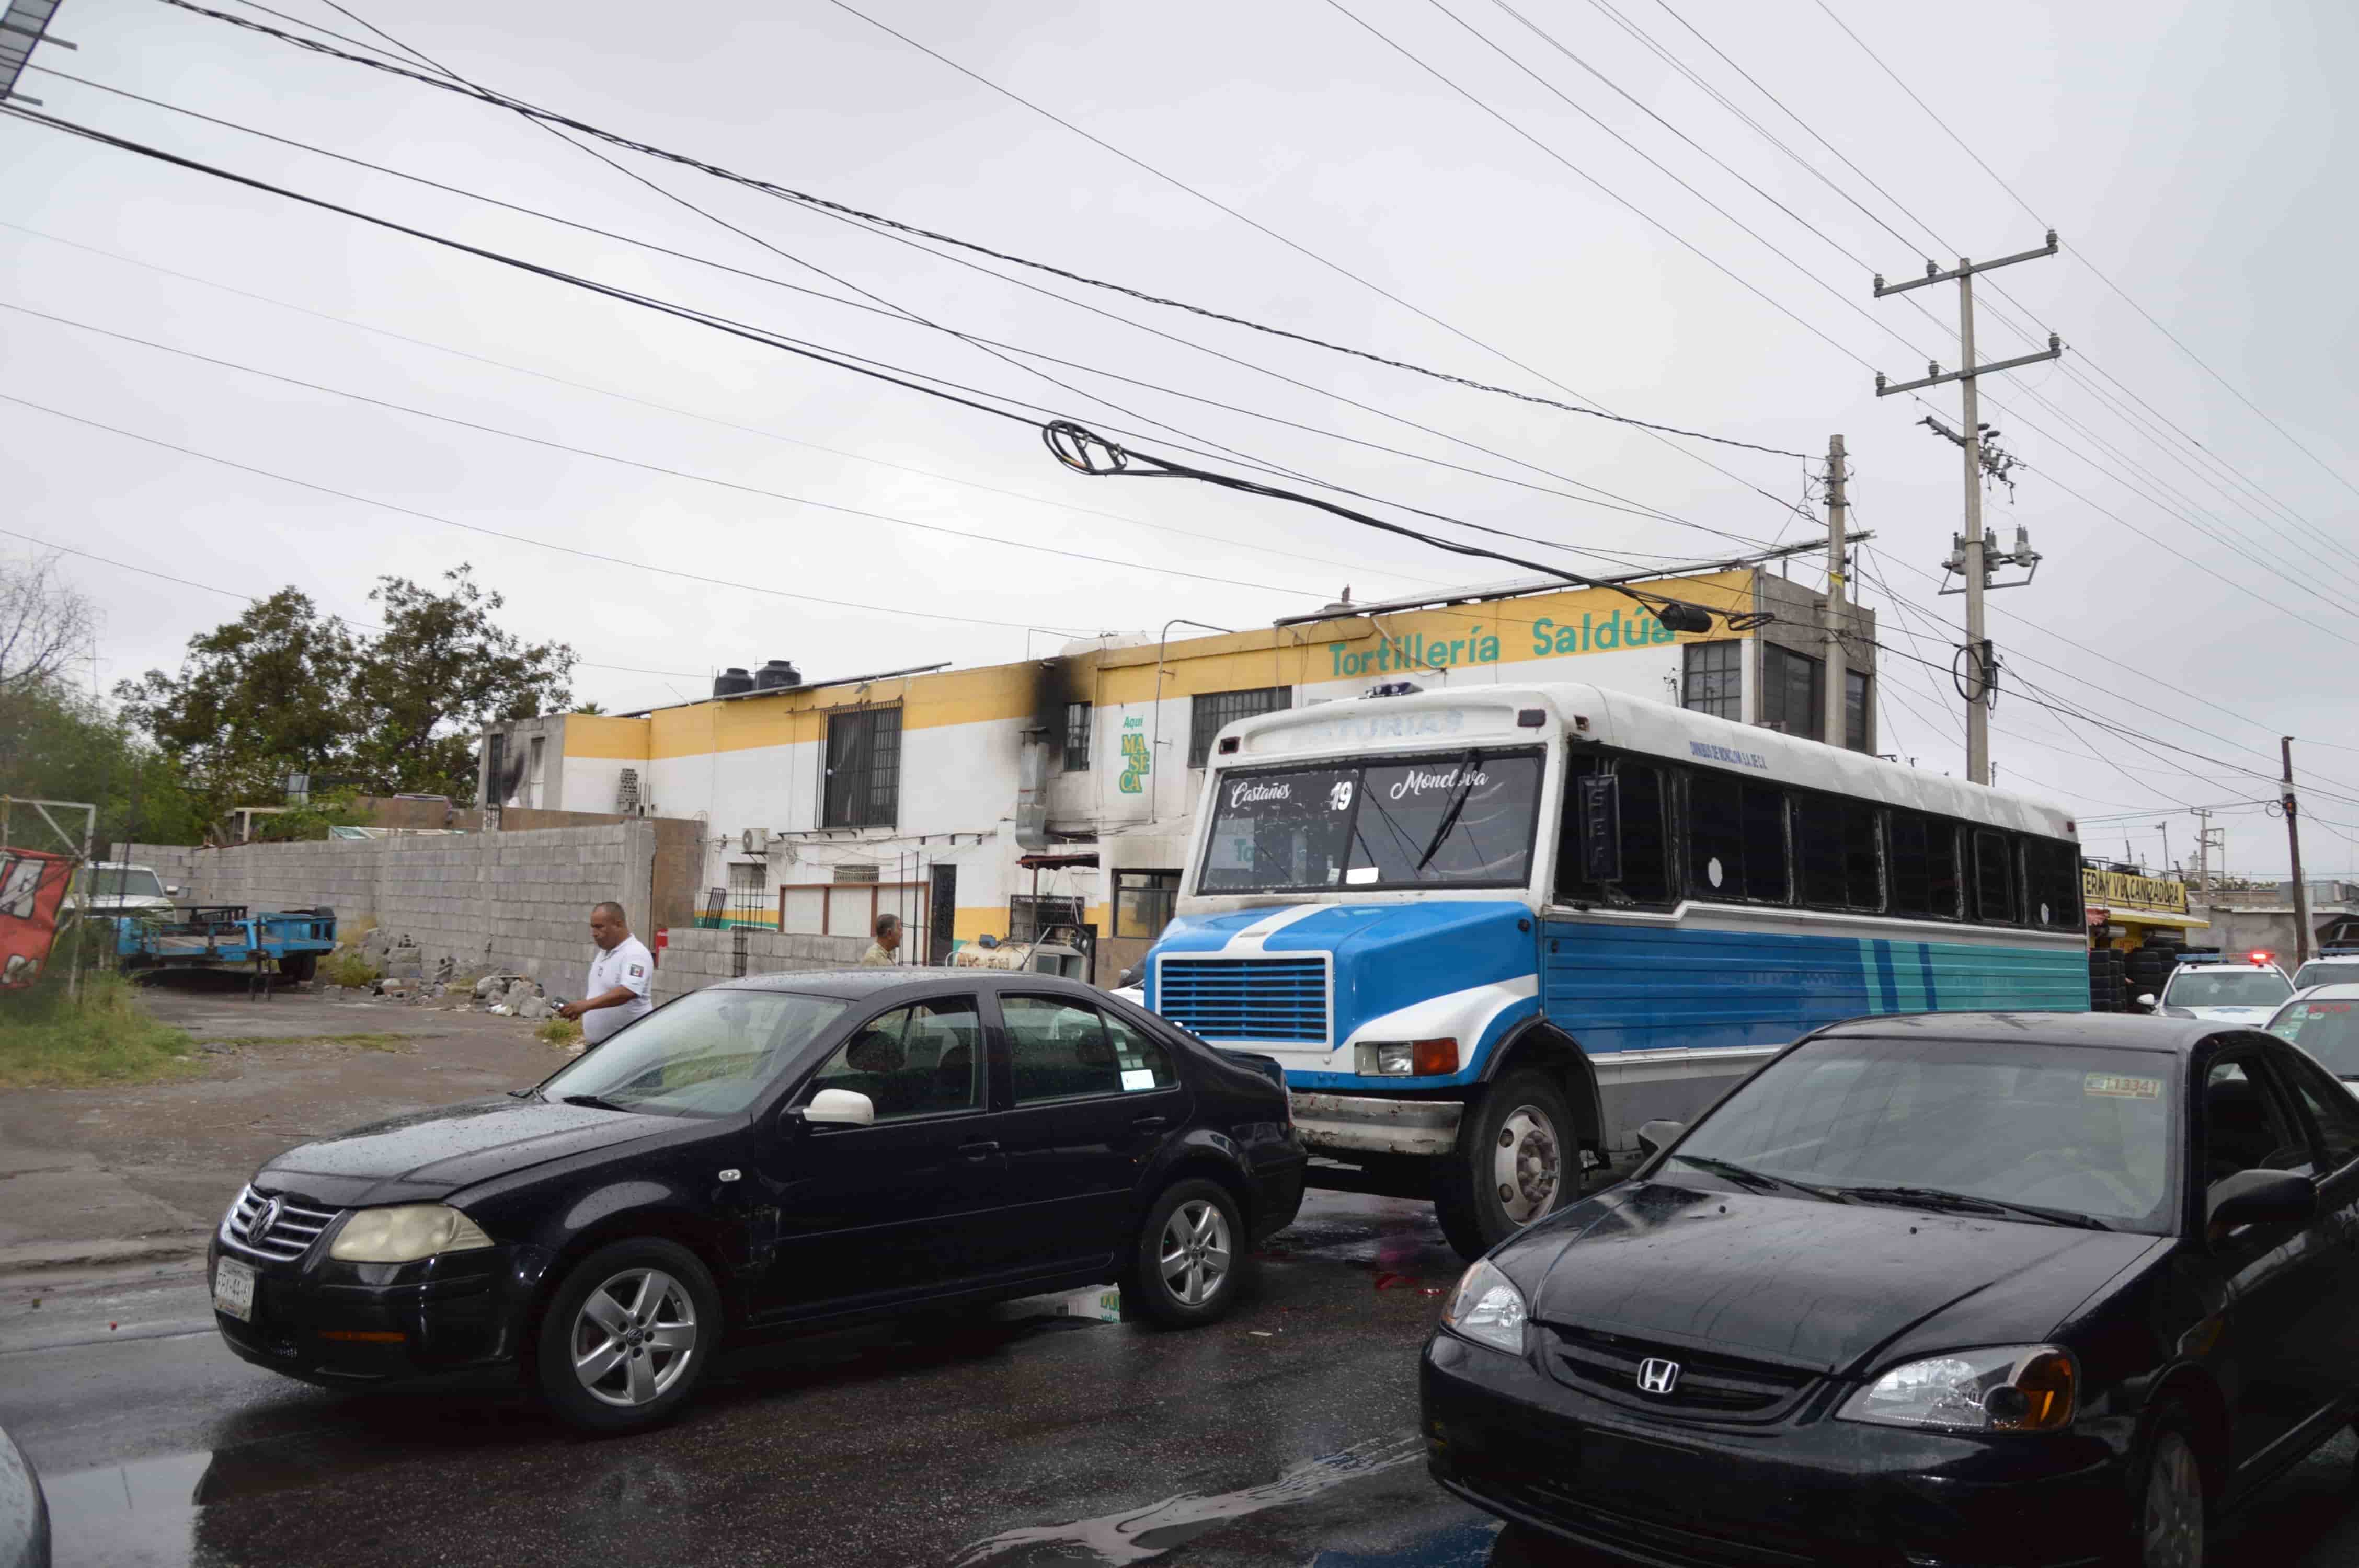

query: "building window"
left=1063, top=701, right=1092, bottom=771
left=1844, top=670, right=1870, bottom=753
left=1681, top=641, right=1742, bottom=720
left=1114, top=870, right=1181, bottom=938
left=524, top=735, right=547, bottom=808
left=1761, top=645, right=1825, bottom=741
left=822, top=707, right=902, bottom=828
left=1188, top=686, right=1290, bottom=768
left=1009, top=894, right=1085, bottom=942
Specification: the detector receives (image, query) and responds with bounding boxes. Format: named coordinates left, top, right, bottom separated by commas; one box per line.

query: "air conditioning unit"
left=741, top=827, right=769, bottom=855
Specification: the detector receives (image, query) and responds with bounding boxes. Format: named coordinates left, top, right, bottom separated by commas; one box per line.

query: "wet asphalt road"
left=9, top=1191, right=2359, bottom=1568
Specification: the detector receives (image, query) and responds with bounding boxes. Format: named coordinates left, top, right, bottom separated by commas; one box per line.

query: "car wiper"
left=1413, top=750, right=1483, bottom=872
left=558, top=1093, right=633, bottom=1113
left=1670, top=1154, right=1843, bottom=1202
left=506, top=1087, right=543, bottom=1100
left=1834, top=1185, right=2112, bottom=1231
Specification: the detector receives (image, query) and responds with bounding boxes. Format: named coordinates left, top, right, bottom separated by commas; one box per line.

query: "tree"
left=571, top=701, right=607, bottom=716
left=114, top=589, right=358, bottom=825
left=0, top=553, right=96, bottom=701
left=348, top=568, right=574, bottom=801
left=118, top=565, right=574, bottom=814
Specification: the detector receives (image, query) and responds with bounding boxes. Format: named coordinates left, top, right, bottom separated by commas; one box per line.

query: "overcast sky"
left=4, top=0, right=2354, bottom=879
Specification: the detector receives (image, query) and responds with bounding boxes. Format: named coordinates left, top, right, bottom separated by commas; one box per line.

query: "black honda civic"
left=209, top=969, right=1304, bottom=1432
left=1423, top=1012, right=2359, bottom=1568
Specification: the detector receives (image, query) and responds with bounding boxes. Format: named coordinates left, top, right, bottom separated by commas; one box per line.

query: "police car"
left=2145, top=951, right=2295, bottom=1024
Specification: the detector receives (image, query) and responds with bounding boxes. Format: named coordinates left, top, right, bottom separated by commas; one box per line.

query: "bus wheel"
left=1434, top=1071, right=1573, bottom=1260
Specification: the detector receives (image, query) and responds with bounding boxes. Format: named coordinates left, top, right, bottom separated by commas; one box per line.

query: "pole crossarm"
left=1874, top=233, right=2059, bottom=296
left=1877, top=338, right=2063, bottom=397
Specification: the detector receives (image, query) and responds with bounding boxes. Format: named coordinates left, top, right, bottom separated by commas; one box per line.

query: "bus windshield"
left=1198, top=748, right=1543, bottom=895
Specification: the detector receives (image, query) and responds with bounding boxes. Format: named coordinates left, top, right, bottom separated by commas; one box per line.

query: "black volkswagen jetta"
left=209, top=970, right=1304, bottom=1432
left=1423, top=1012, right=2359, bottom=1568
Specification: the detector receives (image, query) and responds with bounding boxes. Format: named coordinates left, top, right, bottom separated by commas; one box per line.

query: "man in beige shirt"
left=861, top=912, right=902, bottom=966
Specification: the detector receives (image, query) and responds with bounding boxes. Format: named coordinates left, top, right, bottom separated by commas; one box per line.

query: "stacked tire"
left=2125, top=945, right=2175, bottom=1008
left=2088, top=948, right=2127, bottom=1012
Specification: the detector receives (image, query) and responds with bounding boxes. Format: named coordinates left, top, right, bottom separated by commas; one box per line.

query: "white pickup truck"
left=60, top=861, right=182, bottom=920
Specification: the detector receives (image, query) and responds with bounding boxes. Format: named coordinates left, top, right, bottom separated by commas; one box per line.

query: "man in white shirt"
left=558, top=901, right=656, bottom=1045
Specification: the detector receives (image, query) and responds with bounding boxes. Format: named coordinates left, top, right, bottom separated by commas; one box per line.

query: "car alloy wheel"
left=2142, top=1429, right=2203, bottom=1568
left=1492, top=1105, right=1562, bottom=1226
left=1160, top=1199, right=1232, bottom=1308
left=572, top=1266, right=699, bottom=1409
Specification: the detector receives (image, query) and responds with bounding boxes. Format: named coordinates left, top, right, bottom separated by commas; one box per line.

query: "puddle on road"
left=1310, top=1518, right=1504, bottom=1567
left=951, top=1431, right=1428, bottom=1566
left=40, top=1451, right=207, bottom=1568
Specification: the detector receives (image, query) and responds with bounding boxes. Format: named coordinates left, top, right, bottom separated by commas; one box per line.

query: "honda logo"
left=1636, top=1357, right=1681, bottom=1395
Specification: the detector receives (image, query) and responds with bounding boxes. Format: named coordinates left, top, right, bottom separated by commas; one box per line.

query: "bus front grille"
left=1157, top=958, right=1329, bottom=1045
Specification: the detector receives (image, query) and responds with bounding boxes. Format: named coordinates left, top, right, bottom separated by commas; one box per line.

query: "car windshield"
left=1197, top=748, right=1543, bottom=894
left=2294, top=961, right=2359, bottom=990
left=2271, top=999, right=2359, bottom=1079
left=76, top=868, right=164, bottom=900
left=2166, top=971, right=2293, bottom=1008
left=538, top=989, right=849, bottom=1117
left=1668, top=1036, right=2179, bottom=1233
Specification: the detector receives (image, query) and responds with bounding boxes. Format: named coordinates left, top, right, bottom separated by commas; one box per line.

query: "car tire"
left=280, top=953, right=318, bottom=985
left=1125, top=1178, right=1245, bottom=1328
left=1434, top=1071, right=1574, bottom=1262
left=532, top=1238, right=720, bottom=1435
left=2121, top=1404, right=2206, bottom=1568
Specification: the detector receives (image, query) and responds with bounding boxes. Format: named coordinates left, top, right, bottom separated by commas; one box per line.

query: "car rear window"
left=2271, top=1000, right=2359, bottom=1079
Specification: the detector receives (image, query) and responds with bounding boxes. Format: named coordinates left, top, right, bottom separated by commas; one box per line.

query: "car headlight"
left=1839, top=1345, right=2076, bottom=1433
left=328, top=1204, right=496, bottom=1262
left=1442, top=1259, right=1528, bottom=1355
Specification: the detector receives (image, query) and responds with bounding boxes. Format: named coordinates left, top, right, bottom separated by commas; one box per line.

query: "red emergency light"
left=2249, top=950, right=2274, bottom=965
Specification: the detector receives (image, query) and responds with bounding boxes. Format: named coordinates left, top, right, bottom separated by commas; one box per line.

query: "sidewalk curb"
left=0, top=1235, right=211, bottom=1280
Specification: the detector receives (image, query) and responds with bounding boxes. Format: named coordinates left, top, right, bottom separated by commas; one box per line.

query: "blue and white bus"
left=1141, top=681, right=2088, bottom=1258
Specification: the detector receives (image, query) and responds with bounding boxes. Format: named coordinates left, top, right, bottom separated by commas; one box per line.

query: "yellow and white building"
left=479, top=568, right=1875, bottom=979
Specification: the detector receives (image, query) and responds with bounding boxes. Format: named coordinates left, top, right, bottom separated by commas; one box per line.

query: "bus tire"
left=1434, top=1071, right=1574, bottom=1261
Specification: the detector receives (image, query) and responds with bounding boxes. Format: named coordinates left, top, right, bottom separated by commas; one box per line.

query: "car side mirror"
left=2135, top=994, right=2158, bottom=1011
left=1636, top=1120, right=1684, bottom=1160
left=803, top=1088, right=875, bottom=1127
left=2207, top=1169, right=2317, bottom=1236
left=166, top=885, right=184, bottom=897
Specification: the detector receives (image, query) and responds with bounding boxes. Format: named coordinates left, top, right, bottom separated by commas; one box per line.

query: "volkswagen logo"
left=1636, top=1357, right=1681, bottom=1396
left=254, top=1195, right=284, bottom=1244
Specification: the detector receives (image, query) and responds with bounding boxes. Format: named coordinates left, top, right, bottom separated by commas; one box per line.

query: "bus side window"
left=2020, top=837, right=2083, bottom=929
left=1890, top=811, right=1962, bottom=919
left=1796, top=794, right=1885, bottom=912
left=1559, top=758, right=1670, bottom=906
left=1686, top=772, right=1790, bottom=903
left=1971, top=829, right=2019, bottom=924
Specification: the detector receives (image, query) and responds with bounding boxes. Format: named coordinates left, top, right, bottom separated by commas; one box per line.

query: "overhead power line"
left=14, top=71, right=1811, bottom=562
left=1808, top=0, right=2359, bottom=505
left=0, top=524, right=708, bottom=681
left=143, top=0, right=1807, bottom=460
left=0, top=391, right=1097, bottom=635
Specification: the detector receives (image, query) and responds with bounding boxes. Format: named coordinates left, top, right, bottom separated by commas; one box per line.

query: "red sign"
left=0, top=848, right=75, bottom=988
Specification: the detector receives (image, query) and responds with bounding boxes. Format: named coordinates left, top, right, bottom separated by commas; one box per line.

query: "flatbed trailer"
left=108, top=905, right=338, bottom=987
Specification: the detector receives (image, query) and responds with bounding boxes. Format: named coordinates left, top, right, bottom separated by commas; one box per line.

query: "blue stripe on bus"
left=1540, top=919, right=2083, bottom=1056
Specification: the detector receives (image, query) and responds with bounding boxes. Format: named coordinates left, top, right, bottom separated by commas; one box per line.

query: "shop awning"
left=2092, top=907, right=2211, bottom=930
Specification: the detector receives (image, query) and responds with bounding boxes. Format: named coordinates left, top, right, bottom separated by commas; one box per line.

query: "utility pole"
left=1821, top=434, right=1849, bottom=748
left=2190, top=807, right=2217, bottom=904
left=1872, top=234, right=2063, bottom=787
left=2284, top=738, right=2314, bottom=968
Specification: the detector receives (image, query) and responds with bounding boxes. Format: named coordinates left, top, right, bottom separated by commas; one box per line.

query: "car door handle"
left=1132, top=1115, right=1170, bottom=1132
left=958, top=1140, right=1001, bottom=1161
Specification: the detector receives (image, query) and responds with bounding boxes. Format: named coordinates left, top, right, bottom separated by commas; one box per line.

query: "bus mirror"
left=1577, top=775, right=1622, bottom=882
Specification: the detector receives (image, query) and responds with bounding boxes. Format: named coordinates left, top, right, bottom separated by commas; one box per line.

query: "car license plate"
left=213, top=1256, right=257, bottom=1322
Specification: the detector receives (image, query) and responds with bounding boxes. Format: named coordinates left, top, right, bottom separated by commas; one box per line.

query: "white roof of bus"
left=1224, top=680, right=2076, bottom=839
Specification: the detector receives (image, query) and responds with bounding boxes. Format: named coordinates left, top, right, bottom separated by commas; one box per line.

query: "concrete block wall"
left=654, top=928, right=867, bottom=1004
left=119, top=822, right=657, bottom=1000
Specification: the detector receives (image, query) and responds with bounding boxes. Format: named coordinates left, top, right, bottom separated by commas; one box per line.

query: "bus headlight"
left=1361, top=1039, right=1459, bottom=1076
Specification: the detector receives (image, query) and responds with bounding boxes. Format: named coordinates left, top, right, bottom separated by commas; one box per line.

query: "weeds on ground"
left=213, top=1032, right=411, bottom=1053
left=322, top=950, right=379, bottom=988
left=536, top=1017, right=582, bottom=1047
left=0, top=972, right=202, bottom=1089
